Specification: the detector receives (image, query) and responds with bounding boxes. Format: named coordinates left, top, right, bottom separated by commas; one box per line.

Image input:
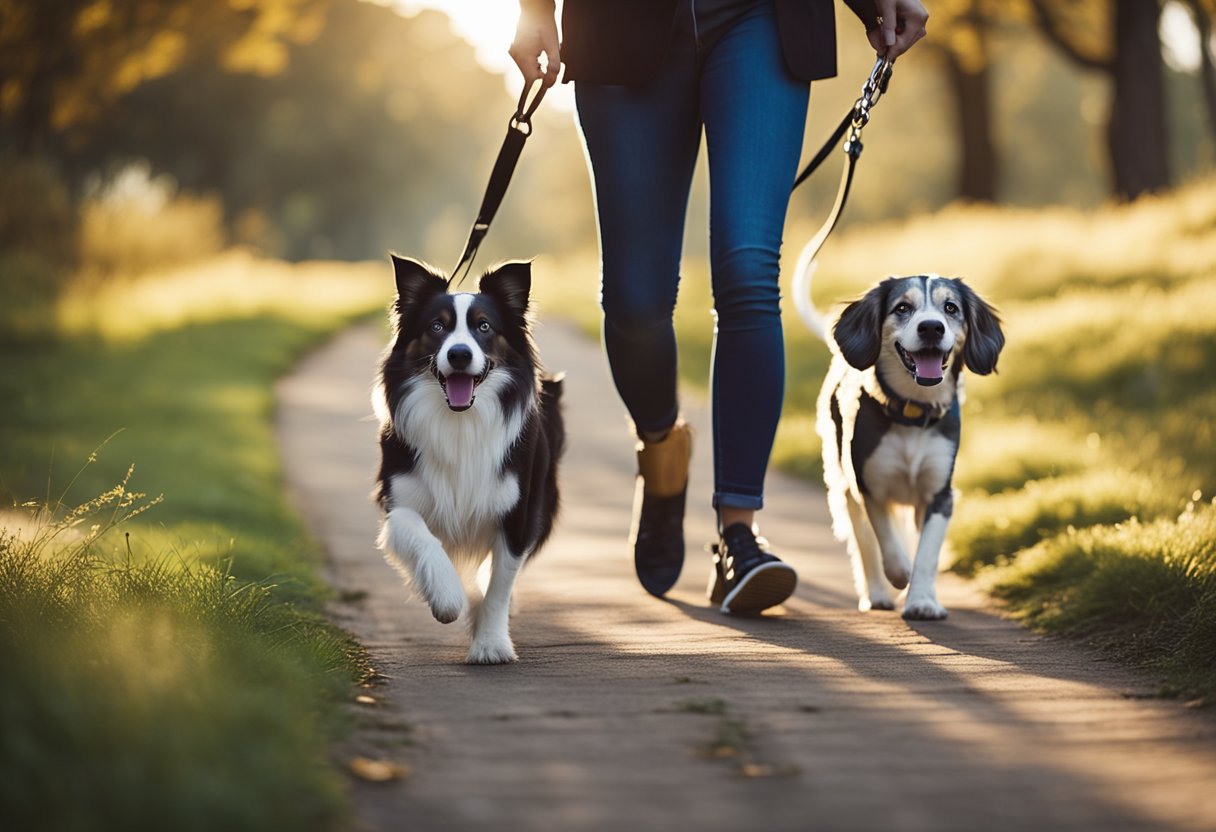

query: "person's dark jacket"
left=523, top=0, right=880, bottom=86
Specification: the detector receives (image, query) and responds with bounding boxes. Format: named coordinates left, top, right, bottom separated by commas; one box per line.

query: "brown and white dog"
left=794, top=262, right=1004, bottom=619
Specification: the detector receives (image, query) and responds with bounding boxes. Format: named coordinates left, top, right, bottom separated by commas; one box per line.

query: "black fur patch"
left=926, top=484, right=954, bottom=518
left=851, top=391, right=893, bottom=495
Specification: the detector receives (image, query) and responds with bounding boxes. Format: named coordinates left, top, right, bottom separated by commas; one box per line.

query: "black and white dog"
left=372, top=256, right=564, bottom=663
left=794, top=262, right=1004, bottom=619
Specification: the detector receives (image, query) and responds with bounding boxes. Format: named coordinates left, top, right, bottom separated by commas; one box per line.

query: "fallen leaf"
left=738, top=763, right=774, bottom=778
left=349, top=757, right=410, bottom=783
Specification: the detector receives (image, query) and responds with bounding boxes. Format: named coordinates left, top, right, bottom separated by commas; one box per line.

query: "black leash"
left=450, top=79, right=548, bottom=286
left=791, top=57, right=894, bottom=267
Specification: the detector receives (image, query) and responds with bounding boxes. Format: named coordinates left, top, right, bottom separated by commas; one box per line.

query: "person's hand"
left=509, top=6, right=561, bottom=89
left=867, top=0, right=929, bottom=61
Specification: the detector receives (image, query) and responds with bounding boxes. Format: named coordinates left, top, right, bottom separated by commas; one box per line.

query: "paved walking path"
left=277, top=320, right=1216, bottom=832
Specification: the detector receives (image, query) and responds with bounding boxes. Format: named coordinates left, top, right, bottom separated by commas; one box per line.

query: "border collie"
left=372, top=256, right=564, bottom=663
left=794, top=262, right=1004, bottom=619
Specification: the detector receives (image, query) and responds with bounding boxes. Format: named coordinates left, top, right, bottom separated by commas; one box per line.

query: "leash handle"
left=451, top=79, right=549, bottom=286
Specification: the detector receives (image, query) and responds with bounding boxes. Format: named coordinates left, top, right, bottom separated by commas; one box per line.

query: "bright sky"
left=388, top=1, right=1209, bottom=96
left=1160, top=2, right=1205, bottom=73
left=392, top=0, right=575, bottom=110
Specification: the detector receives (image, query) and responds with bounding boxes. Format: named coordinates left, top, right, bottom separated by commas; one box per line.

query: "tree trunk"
left=942, top=48, right=998, bottom=202
left=1188, top=1, right=1216, bottom=144
left=1107, top=0, right=1171, bottom=199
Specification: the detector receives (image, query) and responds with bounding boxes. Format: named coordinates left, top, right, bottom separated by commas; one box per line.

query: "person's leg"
left=701, top=3, right=809, bottom=519
left=573, top=18, right=702, bottom=596
left=700, top=3, right=808, bottom=613
left=574, top=63, right=701, bottom=437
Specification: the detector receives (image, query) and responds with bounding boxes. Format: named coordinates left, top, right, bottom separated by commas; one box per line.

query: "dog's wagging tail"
left=373, top=255, right=564, bottom=664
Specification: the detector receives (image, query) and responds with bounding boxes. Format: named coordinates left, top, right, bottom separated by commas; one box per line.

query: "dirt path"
left=277, top=320, right=1216, bottom=832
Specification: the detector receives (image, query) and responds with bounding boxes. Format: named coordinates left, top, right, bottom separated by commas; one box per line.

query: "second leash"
left=791, top=57, right=894, bottom=269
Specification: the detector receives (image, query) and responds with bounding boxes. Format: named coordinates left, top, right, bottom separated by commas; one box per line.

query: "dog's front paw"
left=466, top=637, right=517, bottom=665
left=902, top=597, right=948, bottom=621
left=424, top=579, right=467, bottom=624
left=430, top=597, right=467, bottom=624
left=880, top=550, right=911, bottom=590
left=860, top=596, right=896, bottom=612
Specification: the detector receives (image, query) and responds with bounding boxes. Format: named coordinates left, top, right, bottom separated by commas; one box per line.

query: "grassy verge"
left=985, top=501, right=1216, bottom=701
left=0, top=249, right=388, bottom=830
left=534, top=176, right=1216, bottom=703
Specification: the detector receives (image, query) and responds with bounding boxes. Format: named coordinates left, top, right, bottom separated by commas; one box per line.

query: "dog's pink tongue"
left=445, top=374, right=475, bottom=409
left=913, top=352, right=944, bottom=385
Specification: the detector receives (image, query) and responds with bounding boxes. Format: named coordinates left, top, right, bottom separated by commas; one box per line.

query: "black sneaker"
left=631, top=422, right=692, bottom=597
left=633, top=487, right=686, bottom=597
left=707, top=523, right=797, bottom=614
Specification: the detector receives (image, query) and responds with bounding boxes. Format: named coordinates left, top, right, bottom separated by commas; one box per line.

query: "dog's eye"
left=477, top=321, right=492, bottom=333
left=892, top=302, right=912, bottom=316
left=429, top=320, right=445, bottom=333
left=944, top=301, right=960, bottom=316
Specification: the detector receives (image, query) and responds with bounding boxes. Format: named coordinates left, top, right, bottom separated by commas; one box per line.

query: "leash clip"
left=861, top=56, right=894, bottom=110
left=510, top=77, right=547, bottom=134
left=845, top=58, right=893, bottom=156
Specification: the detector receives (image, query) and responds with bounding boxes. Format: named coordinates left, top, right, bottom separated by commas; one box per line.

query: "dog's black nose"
left=918, top=319, right=945, bottom=342
left=447, top=344, right=473, bottom=370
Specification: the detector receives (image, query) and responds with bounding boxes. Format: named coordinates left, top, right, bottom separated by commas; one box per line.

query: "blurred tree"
left=0, top=0, right=518, bottom=261
left=72, top=2, right=512, bottom=260
left=1028, top=0, right=1171, bottom=199
left=922, top=0, right=1003, bottom=201
left=0, top=0, right=326, bottom=154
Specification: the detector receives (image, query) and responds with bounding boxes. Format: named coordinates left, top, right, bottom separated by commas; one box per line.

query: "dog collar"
left=869, top=372, right=957, bottom=427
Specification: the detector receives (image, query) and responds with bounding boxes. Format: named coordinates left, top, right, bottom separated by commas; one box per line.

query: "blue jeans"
left=575, top=2, right=809, bottom=511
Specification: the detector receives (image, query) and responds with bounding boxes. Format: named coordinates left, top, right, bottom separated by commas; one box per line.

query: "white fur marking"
left=903, top=512, right=950, bottom=620
left=378, top=507, right=468, bottom=623
left=466, top=534, right=524, bottom=664
left=861, top=428, right=956, bottom=508
left=387, top=370, right=530, bottom=558
left=437, top=294, right=487, bottom=378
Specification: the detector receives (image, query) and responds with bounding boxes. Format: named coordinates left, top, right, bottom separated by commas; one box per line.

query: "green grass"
left=948, top=469, right=1184, bottom=576
left=2, top=316, right=353, bottom=594
left=985, top=501, right=1216, bottom=703
left=0, top=482, right=360, bottom=830
left=0, top=248, right=387, bottom=830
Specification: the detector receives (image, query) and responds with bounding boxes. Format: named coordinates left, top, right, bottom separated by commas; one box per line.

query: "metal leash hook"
left=510, top=75, right=547, bottom=135
left=845, top=57, right=894, bottom=158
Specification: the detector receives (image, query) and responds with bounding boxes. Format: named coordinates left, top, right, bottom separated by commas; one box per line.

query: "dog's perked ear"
left=955, top=279, right=1005, bottom=375
left=480, top=261, right=532, bottom=325
left=390, top=255, right=448, bottom=316
left=833, top=279, right=892, bottom=370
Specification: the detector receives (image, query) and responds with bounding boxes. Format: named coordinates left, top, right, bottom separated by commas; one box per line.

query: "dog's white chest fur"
left=389, top=373, right=528, bottom=557
left=862, top=427, right=956, bottom=506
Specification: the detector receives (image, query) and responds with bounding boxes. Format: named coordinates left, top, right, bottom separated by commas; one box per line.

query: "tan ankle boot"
left=631, top=421, right=692, bottom=596
left=636, top=421, right=693, bottom=498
